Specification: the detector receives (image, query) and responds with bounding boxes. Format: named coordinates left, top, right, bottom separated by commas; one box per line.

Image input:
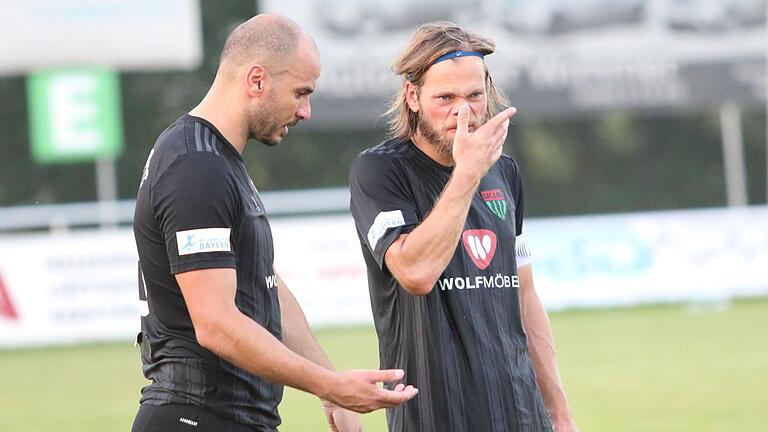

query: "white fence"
left=0, top=204, right=766, bottom=348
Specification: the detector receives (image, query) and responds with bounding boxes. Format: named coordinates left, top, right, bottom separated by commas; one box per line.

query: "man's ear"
left=245, top=64, right=269, bottom=97
left=405, top=81, right=420, bottom=113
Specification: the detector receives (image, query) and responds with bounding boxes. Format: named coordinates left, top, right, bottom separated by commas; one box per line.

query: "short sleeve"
left=151, top=152, right=240, bottom=274
left=503, top=155, right=525, bottom=237
left=349, top=152, right=420, bottom=270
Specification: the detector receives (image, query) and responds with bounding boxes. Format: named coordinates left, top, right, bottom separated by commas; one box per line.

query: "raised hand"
left=452, top=104, right=516, bottom=181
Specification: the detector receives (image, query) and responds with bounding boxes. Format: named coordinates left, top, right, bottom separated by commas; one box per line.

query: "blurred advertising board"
left=0, top=230, right=139, bottom=347
left=262, top=0, right=767, bottom=125
left=0, top=206, right=766, bottom=347
left=526, top=206, right=768, bottom=308
left=0, top=0, right=202, bottom=75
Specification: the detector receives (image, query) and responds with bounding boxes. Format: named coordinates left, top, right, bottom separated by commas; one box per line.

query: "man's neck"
left=411, top=133, right=454, bottom=167
left=189, top=95, right=247, bottom=154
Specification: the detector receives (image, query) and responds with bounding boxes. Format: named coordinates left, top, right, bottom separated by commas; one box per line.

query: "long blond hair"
left=385, top=22, right=508, bottom=139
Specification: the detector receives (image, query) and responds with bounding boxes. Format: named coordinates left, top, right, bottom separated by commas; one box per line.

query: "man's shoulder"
left=497, top=153, right=523, bottom=177
left=361, top=137, right=412, bottom=157
left=349, top=138, right=417, bottom=195
left=149, top=115, right=236, bottom=181
left=353, top=138, right=412, bottom=170
left=154, top=114, right=223, bottom=159
left=499, top=153, right=520, bottom=168
left=358, top=138, right=413, bottom=159
left=153, top=115, right=188, bottom=149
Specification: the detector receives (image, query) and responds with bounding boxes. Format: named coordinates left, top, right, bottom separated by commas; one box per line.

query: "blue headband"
left=432, top=50, right=485, bottom=65
left=407, top=50, right=486, bottom=81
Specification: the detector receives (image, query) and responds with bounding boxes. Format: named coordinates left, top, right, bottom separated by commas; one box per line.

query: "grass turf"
left=1, top=297, right=766, bottom=431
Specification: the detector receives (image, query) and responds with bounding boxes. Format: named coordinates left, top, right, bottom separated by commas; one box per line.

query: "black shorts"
left=131, top=403, right=269, bottom=432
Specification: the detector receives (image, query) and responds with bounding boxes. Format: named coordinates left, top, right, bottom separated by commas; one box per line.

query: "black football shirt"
left=133, top=114, right=282, bottom=430
left=349, top=138, right=553, bottom=432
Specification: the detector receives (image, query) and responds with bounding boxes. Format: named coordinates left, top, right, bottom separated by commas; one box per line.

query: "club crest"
left=481, top=189, right=507, bottom=220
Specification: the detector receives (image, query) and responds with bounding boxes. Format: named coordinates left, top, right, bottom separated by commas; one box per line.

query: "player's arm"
left=518, top=263, right=578, bottom=432
left=276, top=272, right=364, bottom=432
left=384, top=105, right=516, bottom=295
left=176, top=268, right=417, bottom=414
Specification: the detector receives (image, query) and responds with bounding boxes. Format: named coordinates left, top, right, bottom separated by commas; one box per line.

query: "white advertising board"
left=0, top=0, right=202, bottom=75
left=0, top=230, right=139, bottom=347
left=0, top=206, right=765, bottom=347
left=525, top=206, right=768, bottom=308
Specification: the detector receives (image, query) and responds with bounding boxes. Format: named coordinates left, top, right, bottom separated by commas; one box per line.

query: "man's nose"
left=296, top=100, right=311, bottom=121
left=452, top=103, right=471, bottom=117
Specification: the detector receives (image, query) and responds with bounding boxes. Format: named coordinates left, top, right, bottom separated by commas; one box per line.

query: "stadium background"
left=0, top=1, right=766, bottom=431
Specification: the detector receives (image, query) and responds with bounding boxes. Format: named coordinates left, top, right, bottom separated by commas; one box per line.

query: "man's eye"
left=438, top=95, right=451, bottom=101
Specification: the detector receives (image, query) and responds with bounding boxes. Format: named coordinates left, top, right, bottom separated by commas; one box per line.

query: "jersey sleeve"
left=151, top=152, right=240, bottom=274
left=349, top=151, right=420, bottom=270
left=502, top=155, right=525, bottom=236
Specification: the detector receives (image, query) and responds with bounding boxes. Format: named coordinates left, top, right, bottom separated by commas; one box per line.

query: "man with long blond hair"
left=349, top=22, right=578, bottom=431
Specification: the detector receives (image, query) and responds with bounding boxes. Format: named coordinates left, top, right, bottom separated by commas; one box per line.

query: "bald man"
left=132, top=15, right=417, bottom=432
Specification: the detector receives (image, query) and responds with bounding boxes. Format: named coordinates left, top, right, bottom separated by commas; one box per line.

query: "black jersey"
left=349, top=138, right=552, bottom=432
left=133, top=114, right=282, bottom=431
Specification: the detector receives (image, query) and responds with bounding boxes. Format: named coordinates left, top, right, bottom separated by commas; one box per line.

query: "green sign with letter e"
left=27, top=68, right=123, bottom=163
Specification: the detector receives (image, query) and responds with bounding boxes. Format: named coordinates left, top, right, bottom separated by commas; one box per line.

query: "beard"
left=246, top=90, right=293, bottom=147
left=416, top=110, right=490, bottom=159
left=417, top=114, right=453, bottom=159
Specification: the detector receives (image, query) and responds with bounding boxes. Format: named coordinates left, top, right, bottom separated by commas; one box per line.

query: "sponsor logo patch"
left=481, top=189, right=507, bottom=220
left=367, top=210, right=405, bottom=250
left=176, top=228, right=231, bottom=256
left=461, top=229, right=497, bottom=270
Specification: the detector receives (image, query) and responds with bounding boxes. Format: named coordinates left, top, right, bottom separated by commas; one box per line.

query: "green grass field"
left=2, top=297, right=767, bottom=431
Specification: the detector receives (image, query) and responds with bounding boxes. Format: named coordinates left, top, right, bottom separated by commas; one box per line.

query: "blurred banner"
left=526, top=206, right=768, bottom=308
left=1, top=206, right=766, bottom=347
left=0, top=230, right=138, bottom=347
left=0, top=0, right=202, bottom=74
left=262, top=0, right=767, bottom=125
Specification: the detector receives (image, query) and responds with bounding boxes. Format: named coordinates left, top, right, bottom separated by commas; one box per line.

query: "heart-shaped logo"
left=461, top=229, right=497, bottom=270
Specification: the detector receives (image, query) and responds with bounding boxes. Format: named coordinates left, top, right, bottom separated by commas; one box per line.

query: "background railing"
left=0, top=187, right=351, bottom=232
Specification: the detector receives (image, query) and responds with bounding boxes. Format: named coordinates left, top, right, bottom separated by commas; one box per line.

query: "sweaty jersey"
left=349, top=138, right=553, bottom=432
left=133, top=114, right=282, bottom=430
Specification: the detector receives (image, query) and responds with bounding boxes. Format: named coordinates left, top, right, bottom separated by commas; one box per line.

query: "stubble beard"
left=247, top=92, right=283, bottom=147
left=416, top=112, right=490, bottom=159
left=417, top=114, right=453, bottom=159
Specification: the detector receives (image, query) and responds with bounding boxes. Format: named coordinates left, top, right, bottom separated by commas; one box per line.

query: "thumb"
left=455, top=104, right=470, bottom=139
left=369, top=369, right=405, bottom=383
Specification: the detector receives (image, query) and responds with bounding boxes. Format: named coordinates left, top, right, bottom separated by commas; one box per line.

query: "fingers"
left=492, top=118, right=509, bottom=146
left=495, top=106, right=517, bottom=124
left=455, top=104, right=471, bottom=140
left=368, top=368, right=405, bottom=384
left=480, top=106, right=516, bottom=133
left=378, top=384, right=419, bottom=407
left=468, top=106, right=514, bottom=147
left=335, top=369, right=417, bottom=413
